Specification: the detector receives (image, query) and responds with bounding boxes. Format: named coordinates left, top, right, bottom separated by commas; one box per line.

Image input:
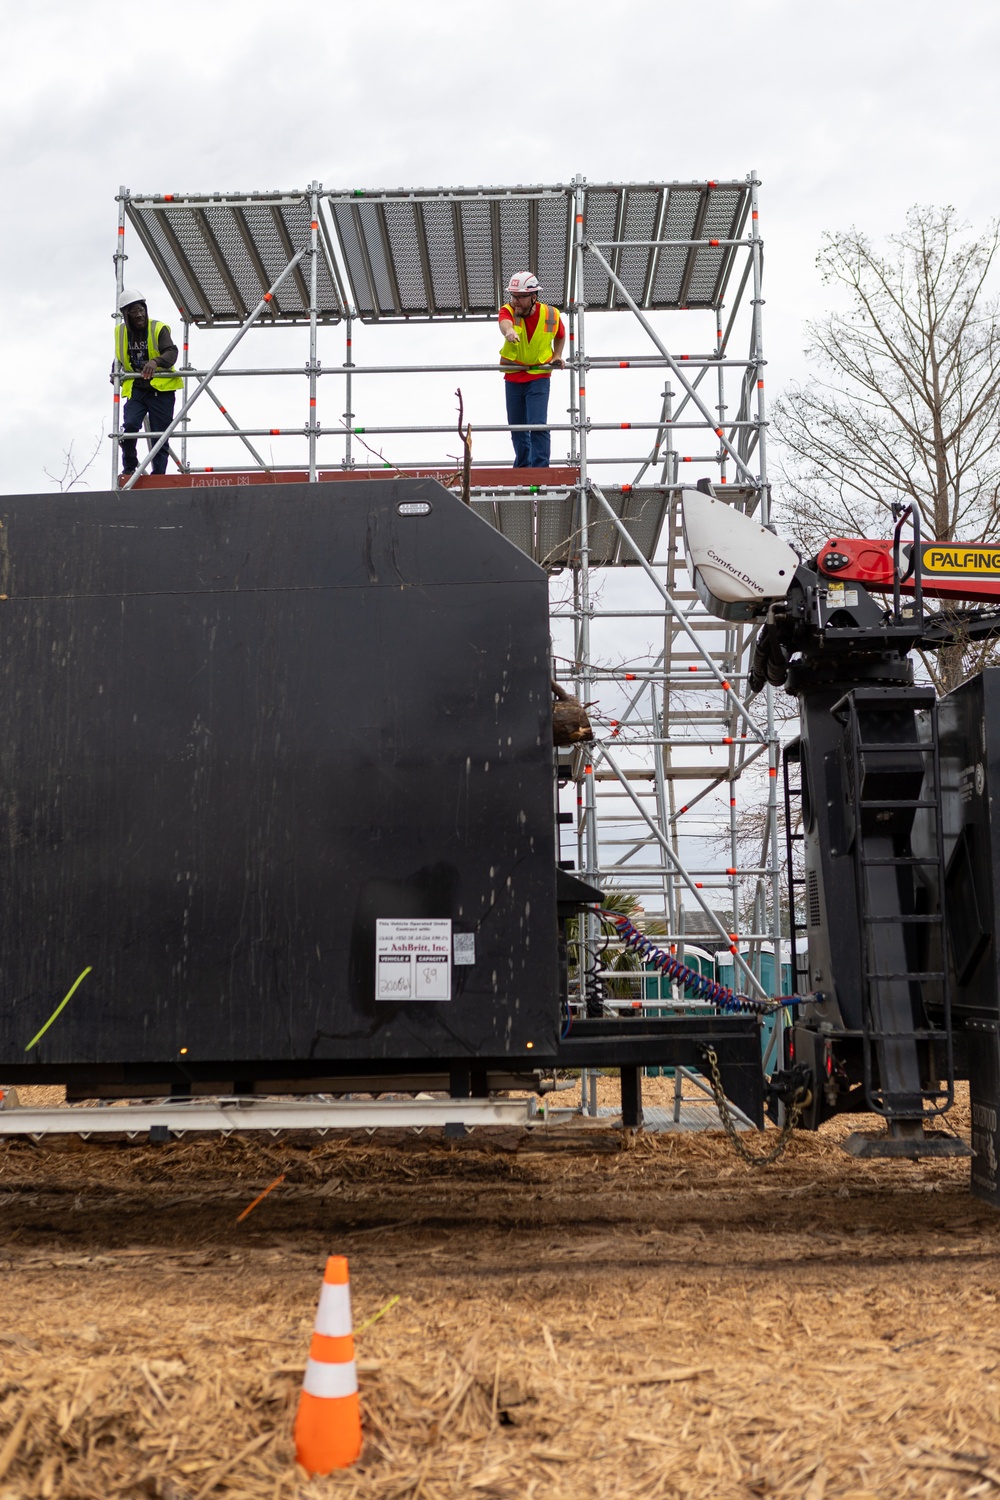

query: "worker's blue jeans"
left=121, top=388, right=176, bottom=475
left=505, top=378, right=552, bottom=468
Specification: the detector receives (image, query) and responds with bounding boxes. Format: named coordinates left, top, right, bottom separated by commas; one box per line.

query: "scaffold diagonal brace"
left=120, top=249, right=307, bottom=489
left=583, top=241, right=758, bottom=487
left=588, top=483, right=764, bottom=741
left=598, top=747, right=767, bottom=1000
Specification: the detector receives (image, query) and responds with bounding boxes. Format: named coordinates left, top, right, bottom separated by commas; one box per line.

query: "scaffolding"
left=112, top=172, right=783, bottom=1037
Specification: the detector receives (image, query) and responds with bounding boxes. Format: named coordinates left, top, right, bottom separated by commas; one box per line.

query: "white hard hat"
left=118, top=288, right=146, bottom=312
left=506, top=272, right=541, bottom=297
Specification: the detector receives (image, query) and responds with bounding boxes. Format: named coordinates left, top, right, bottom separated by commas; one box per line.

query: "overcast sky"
left=2, top=0, right=997, bottom=920
left=2, top=0, right=999, bottom=496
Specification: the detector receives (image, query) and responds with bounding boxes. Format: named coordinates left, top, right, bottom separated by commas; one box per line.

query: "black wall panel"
left=0, top=480, right=558, bottom=1076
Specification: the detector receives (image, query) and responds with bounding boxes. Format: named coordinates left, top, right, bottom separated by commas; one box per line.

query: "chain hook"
left=703, top=1045, right=812, bottom=1167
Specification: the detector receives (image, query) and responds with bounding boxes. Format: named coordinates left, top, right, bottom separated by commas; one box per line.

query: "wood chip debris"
left=0, top=1081, right=994, bottom=1497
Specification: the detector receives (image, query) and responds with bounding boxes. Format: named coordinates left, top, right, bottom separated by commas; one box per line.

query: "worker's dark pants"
left=122, top=388, right=176, bottom=475
left=505, top=378, right=551, bottom=467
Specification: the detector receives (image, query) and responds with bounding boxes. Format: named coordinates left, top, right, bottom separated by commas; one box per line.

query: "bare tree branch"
left=43, top=426, right=106, bottom=492
left=772, top=205, right=1000, bottom=690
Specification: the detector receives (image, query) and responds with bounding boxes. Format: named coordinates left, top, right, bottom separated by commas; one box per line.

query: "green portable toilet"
left=644, top=945, right=715, bottom=1076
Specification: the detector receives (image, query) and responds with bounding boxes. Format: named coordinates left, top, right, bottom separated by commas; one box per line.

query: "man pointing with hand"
left=498, top=272, right=565, bottom=469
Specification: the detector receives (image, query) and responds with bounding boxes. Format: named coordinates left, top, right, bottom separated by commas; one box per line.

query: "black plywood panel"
left=0, top=481, right=559, bottom=1074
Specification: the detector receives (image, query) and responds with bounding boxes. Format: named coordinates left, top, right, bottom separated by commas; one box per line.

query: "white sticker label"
left=826, top=585, right=859, bottom=607
left=376, top=919, right=452, bottom=1002
left=453, top=932, right=476, bottom=965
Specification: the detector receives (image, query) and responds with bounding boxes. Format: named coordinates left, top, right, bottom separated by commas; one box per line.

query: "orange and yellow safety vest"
left=499, top=302, right=561, bottom=376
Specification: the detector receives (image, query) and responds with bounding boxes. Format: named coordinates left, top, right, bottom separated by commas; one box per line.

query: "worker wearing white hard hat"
left=114, top=289, right=182, bottom=482
left=498, top=272, right=565, bottom=468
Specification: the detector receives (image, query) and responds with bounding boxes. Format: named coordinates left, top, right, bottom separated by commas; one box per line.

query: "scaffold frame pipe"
left=111, top=186, right=127, bottom=488
left=581, top=241, right=756, bottom=486
left=308, top=180, right=320, bottom=483
left=587, top=482, right=763, bottom=739
left=598, top=747, right=767, bottom=999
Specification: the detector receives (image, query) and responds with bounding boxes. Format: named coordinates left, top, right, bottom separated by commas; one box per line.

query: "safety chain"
left=703, top=1045, right=812, bottom=1167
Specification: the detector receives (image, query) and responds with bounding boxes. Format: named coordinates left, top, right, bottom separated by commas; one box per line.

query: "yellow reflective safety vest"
left=499, top=301, right=561, bottom=377
left=115, top=319, right=183, bottom=398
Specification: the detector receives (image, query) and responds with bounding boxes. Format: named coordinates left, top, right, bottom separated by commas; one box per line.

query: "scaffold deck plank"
left=126, top=196, right=348, bottom=326
left=132, top=466, right=580, bottom=490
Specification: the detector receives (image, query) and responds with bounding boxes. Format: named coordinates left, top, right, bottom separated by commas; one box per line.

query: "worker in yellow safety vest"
left=498, top=272, right=565, bottom=468
left=114, top=288, right=183, bottom=481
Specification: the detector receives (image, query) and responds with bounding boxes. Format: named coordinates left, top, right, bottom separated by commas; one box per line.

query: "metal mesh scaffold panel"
left=581, top=189, right=619, bottom=308
left=328, top=189, right=571, bottom=321
left=536, top=493, right=577, bottom=567
left=651, top=189, right=701, bottom=305
left=323, top=182, right=749, bottom=320
left=470, top=486, right=674, bottom=567
left=681, top=186, right=748, bottom=305
left=616, top=189, right=660, bottom=307
left=582, top=182, right=750, bottom=312
left=459, top=199, right=496, bottom=306
left=125, top=196, right=347, bottom=326
left=127, top=181, right=750, bottom=325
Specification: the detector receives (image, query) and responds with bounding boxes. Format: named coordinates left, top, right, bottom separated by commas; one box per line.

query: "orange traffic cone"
left=294, top=1255, right=363, bottom=1474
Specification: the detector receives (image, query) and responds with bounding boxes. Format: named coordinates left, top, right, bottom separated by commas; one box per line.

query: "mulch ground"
left=0, top=1086, right=998, bottom=1499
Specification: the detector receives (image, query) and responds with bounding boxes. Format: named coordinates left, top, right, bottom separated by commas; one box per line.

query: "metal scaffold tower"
left=113, top=171, right=782, bottom=1019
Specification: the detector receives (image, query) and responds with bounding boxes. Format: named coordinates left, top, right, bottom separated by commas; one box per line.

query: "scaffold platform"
left=125, top=180, right=751, bottom=327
